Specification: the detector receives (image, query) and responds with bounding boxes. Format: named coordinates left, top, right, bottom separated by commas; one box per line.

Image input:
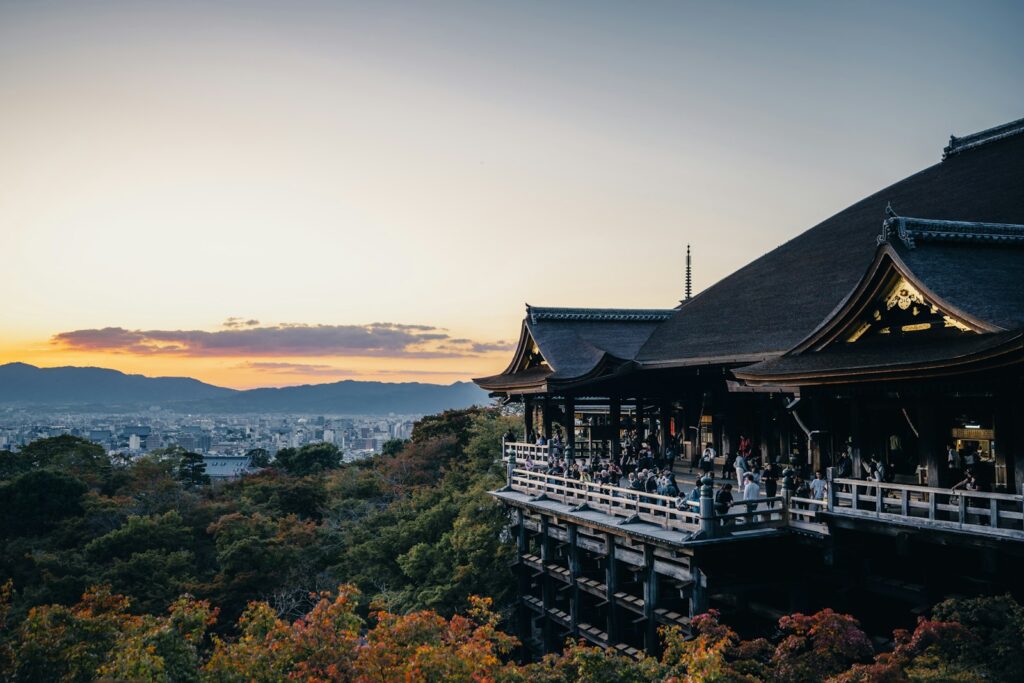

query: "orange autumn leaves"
left=3, top=580, right=1011, bottom=683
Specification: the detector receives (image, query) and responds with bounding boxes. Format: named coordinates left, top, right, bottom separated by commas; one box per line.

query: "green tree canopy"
left=272, top=443, right=342, bottom=476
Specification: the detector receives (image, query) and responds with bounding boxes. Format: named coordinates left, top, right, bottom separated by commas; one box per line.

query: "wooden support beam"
left=605, top=532, right=619, bottom=643
left=542, top=396, right=553, bottom=441
left=660, top=401, right=671, bottom=461
left=515, top=509, right=531, bottom=644
left=564, top=396, right=576, bottom=450
left=524, top=396, right=535, bottom=442
left=610, top=397, right=622, bottom=465
left=568, top=523, right=581, bottom=637
left=690, top=562, right=708, bottom=619
left=540, top=516, right=553, bottom=653
left=643, top=543, right=659, bottom=655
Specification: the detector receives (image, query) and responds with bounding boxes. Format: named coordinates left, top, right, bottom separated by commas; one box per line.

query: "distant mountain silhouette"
left=0, top=363, right=489, bottom=414
left=0, top=363, right=234, bottom=406
left=186, top=380, right=489, bottom=415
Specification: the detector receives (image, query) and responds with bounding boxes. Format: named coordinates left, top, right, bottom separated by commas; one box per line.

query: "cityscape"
left=0, top=408, right=416, bottom=476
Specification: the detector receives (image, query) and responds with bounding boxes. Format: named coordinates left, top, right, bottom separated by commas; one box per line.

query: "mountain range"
left=0, top=363, right=490, bottom=415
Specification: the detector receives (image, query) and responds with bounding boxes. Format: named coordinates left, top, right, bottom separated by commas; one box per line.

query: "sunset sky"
left=2, top=1, right=1022, bottom=389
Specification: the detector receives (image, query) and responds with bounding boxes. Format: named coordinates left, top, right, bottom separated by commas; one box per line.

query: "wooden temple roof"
left=636, top=119, right=1024, bottom=368
left=734, top=207, right=1024, bottom=385
left=473, top=306, right=674, bottom=393
left=476, top=116, right=1024, bottom=395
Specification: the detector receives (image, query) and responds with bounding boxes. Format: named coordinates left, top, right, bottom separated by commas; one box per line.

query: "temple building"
left=476, top=117, right=1024, bottom=656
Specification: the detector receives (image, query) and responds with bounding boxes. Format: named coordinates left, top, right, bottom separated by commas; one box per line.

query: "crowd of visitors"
left=503, top=428, right=1004, bottom=529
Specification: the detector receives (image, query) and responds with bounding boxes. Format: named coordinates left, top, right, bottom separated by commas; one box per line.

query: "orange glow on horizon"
left=0, top=340, right=507, bottom=390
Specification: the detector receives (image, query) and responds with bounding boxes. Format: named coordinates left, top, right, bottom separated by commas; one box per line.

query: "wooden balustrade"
left=508, top=467, right=788, bottom=536
left=829, top=477, right=1024, bottom=537
left=502, top=456, right=1024, bottom=541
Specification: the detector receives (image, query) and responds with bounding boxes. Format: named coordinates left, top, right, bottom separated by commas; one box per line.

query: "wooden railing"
left=501, top=454, right=1024, bottom=542
left=829, top=477, right=1024, bottom=538
left=507, top=468, right=787, bottom=536
left=504, top=441, right=549, bottom=465
left=503, top=440, right=611, bottom=464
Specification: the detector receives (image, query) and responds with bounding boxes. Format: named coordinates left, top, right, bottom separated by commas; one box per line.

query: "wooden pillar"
left=917, top=400, right=941, bottom=487
left=524, top=397, right=535, bottom=442
left=636, top=400, right=646, bottom=443
left=542, top=396, right=553, bottom=440
left=540, top=516, right=553, bottom=652
left=567, top=523, right=580, bottom=637
left=610, top=396, right=622, bottom=463
left=605, top=533, right=619, bottom=643
left=516, top=509, right=530, bottom=643
left=849, top=398, right=864, bottom=478
left=999, top=392, right=1024, bottom=495
left=689, top=557, right=708, bottom=618
left=659, top=401, right=671, bottom=460
left=643, top=543, right=658, bottom=655
left=563, top=396, right=576, bottom=451
left=758, top=395, right=771, bottom=462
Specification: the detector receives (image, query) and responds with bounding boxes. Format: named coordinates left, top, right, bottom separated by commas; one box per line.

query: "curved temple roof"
left=476, top=116, right=1024, bottom=394
left=474, top=306, right=674, bottom=393
left=636, top=119, right=1024, bottom=368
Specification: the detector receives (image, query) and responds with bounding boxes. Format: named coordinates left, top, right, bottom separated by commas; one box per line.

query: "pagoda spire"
left=684, top=244, right=693, bottom=301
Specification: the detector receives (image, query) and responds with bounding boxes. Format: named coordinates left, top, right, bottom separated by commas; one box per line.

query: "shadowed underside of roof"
left=637, top=129, right=1024, bottom=366
left=734, top=331, right=1023, bottom=385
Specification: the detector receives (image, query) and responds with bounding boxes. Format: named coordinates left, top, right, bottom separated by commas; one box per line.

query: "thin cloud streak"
left=50, top=323, right=513, bottom=359
left=236, top=361, right=476, bottom=379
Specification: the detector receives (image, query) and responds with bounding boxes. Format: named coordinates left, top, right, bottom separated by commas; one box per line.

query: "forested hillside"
left=3, top=409, right=1024, bottom=682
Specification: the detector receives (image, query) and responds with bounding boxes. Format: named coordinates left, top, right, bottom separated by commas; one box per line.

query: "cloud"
left=237, top=361, right=352, bottom=377
left=223, top=317, right=260, bottom=328
left=237, top=362, right=473, bottom=379
left=50, top=323, right=512, bottom=359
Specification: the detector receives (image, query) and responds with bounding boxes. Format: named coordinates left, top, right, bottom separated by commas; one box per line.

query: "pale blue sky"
left=1, top=1, right=1021, bottom=385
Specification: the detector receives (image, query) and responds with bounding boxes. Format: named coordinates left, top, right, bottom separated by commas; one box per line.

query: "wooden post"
left=643, top=543, right=658, bottom=655
left=610, top=396, right=622, bottom=465
left=782, top=468, right=794, bottom=526
left=563, top=396, right=576, bottom=453
left=849, top=398, right=864, bottom=481
left=540, top=516, right=553, bottom=652
left=605, top=533, right=619, bottom=643
left=660, top=401, right=672, bottom=463
left=524, top=396, right=535, bottom=442
left=689, top=561, right=708, bottom=618
left=699, top=475, right=716, bottom=538
left=567, top=523, right=581, bottom=637
left=917, top=402, right=941, bottom=487
left=542, top=396, right=553, bottom=440
left=636, top=400, right=646, bottom=443
left=516, top=509, right=530, bottom=643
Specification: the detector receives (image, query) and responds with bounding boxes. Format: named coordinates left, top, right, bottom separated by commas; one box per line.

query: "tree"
left=380, top=438, right=407, bottom=457
left=929, top=594, right=1024, bottom=682
left=13, top=586, right=137, bottom=683
left=770, top=609, right=873, bottom=683
left=273, top=443, right=343, bottom=476
left=0, top=435, right=109, bottom=487
left=411, top=407, right=491, bottom=449
left=245, top=448, right=271, bottom=468
left=0, top=469, right=88, bottom=537
left=84, top=512, right=197, bottom=613
left=177, top=451, right=210, bottom=487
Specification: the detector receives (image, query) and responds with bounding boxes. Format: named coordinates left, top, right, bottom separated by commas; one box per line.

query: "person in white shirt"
left=734, top=453, right=748, bottom=490
left=742, top=472, right=760, bottom=522
left=810, top=470, right=828, bottom=500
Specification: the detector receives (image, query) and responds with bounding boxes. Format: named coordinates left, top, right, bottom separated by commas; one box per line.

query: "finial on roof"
left=685, top=244, right=693, bottom=302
